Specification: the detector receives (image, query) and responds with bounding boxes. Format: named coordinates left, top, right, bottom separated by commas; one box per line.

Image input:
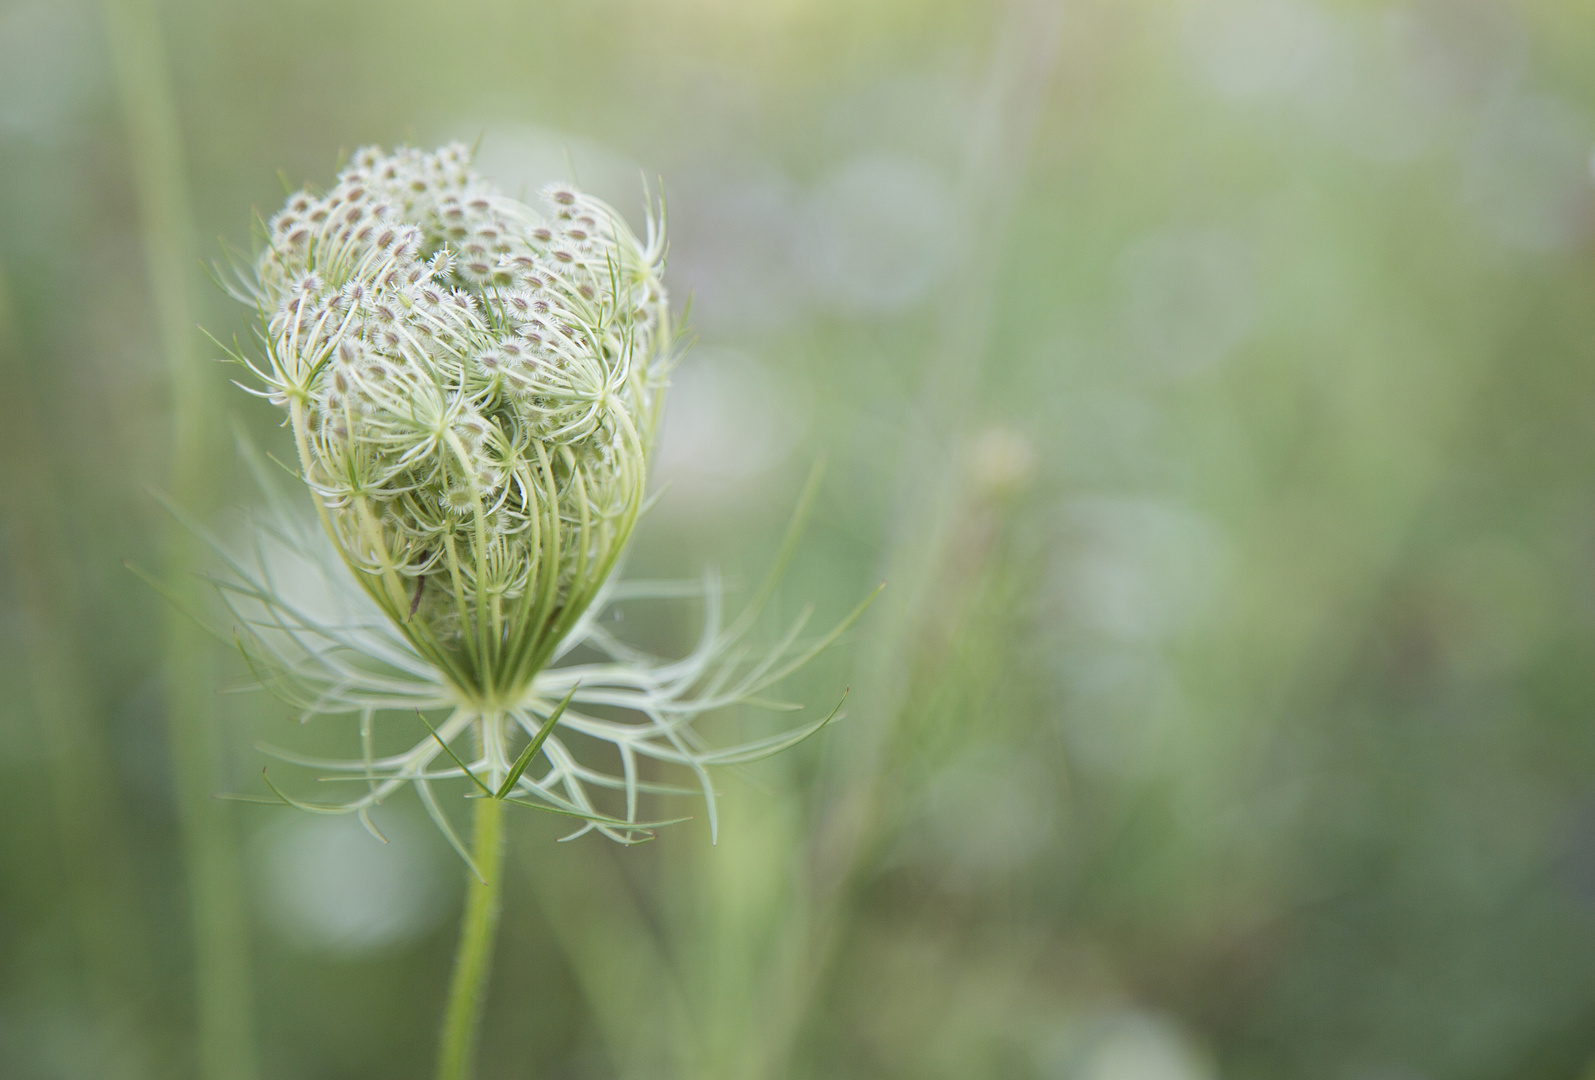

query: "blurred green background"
left=6, top=0, right=1595, bottom=1077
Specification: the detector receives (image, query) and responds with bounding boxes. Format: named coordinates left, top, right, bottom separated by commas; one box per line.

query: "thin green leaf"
left=496, top=683, right=579, bottom=799
left=417, top=710, right=492, bottom=795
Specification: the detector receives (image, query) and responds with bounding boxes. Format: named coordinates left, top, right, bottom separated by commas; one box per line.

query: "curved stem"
left=436, top=791, right=508, bottom=1080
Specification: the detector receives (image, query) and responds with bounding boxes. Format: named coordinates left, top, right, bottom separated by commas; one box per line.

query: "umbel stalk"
left=437, top=793, right=507, bottom=1080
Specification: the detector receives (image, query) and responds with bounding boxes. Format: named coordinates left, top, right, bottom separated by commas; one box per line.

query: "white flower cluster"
left=235, top=143, right=672, bottom=701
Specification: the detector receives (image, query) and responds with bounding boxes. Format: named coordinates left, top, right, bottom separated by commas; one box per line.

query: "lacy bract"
left=236, top=144, right=668, bottom=704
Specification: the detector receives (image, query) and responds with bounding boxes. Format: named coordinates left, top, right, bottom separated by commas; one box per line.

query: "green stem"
left=437, top=792, right=508, bottom=1080
left=103, top=1, right=260, bottom=1078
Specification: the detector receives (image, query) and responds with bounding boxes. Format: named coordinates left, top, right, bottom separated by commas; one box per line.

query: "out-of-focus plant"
left=157, top=144, right=869, bottom=1080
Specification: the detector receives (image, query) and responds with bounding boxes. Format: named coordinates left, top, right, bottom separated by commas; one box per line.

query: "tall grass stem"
left=103, top=2, right=260, bottom=1077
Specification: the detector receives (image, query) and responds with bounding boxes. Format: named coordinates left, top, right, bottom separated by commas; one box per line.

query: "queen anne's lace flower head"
left=237, top=143, right=671, bottom=704
left=207, top=144, right=869, bottom=848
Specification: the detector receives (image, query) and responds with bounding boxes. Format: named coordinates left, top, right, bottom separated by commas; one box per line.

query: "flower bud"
left=240, top=143, right=673, bottom=702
